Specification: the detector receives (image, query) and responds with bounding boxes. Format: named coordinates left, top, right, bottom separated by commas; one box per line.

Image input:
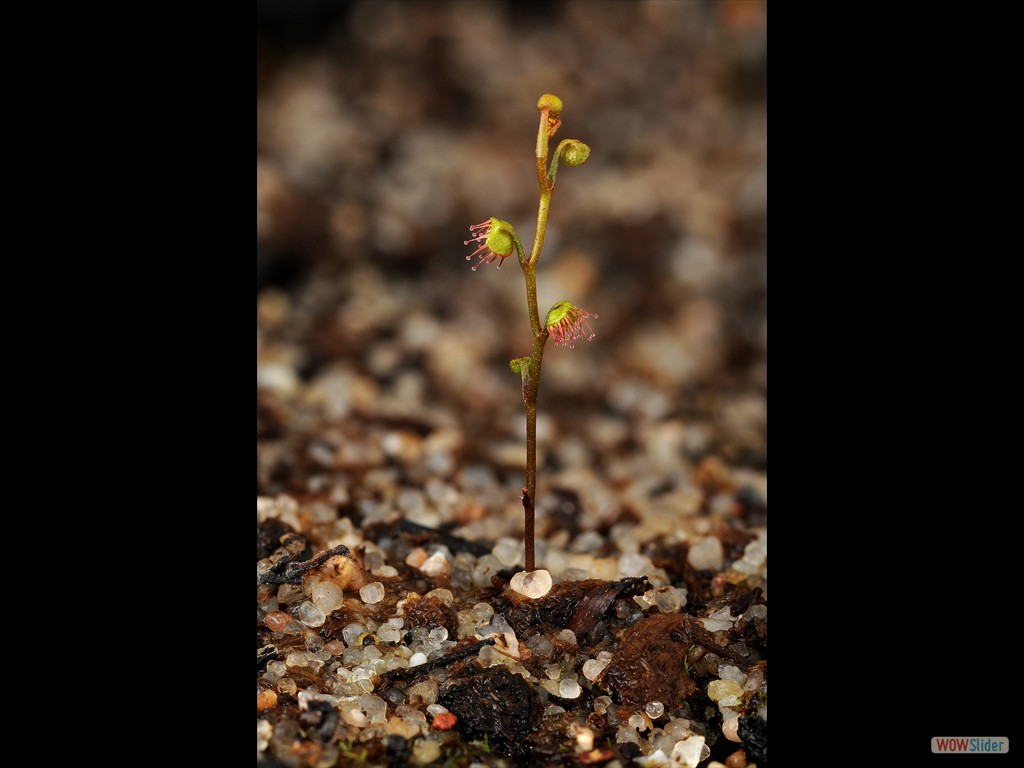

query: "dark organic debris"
left=439, top=665, right=540, bottom=761
left=734, top=608, right=767, bottom=656
left=729, top=586, right=764, bottom=616
left=381, top=638, right=496, bottom=684
left=257, top=755, right=294, bottom=768
left=518, top=710, right=593, bottom=763
left=716, top=527, right=756, bottom=565
left=385, top=735, right=411, bottom=768
left=601, top=614, right=698, bottom=708
left=688, top=618, right=752, bottom=666
left=499, top=577, right=650, bottom=641
left=567, top=577, right=650, bottom=638
left=257, top=517, right=297, bottom=560
left=299, top=699, right=338, bottom=743
left=739, top=715, right=767, bottom=766
left=393, top=519, right=493, bottom=557
left=257, top=543, right=352, bottom=586
left=401, top=595, right=459, bottom=639
left=619, top=743, right=642, bottom=760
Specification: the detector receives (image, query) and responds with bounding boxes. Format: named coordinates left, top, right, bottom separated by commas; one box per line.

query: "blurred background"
left=257, top=0, right=766, bottom=524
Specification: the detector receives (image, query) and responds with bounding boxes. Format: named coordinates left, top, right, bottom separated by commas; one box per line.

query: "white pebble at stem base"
left=510, top=569, right=553, bottom=598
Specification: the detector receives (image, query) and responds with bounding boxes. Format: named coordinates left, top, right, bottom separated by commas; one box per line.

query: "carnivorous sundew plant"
left=464, top=93, right=596, bottom=574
